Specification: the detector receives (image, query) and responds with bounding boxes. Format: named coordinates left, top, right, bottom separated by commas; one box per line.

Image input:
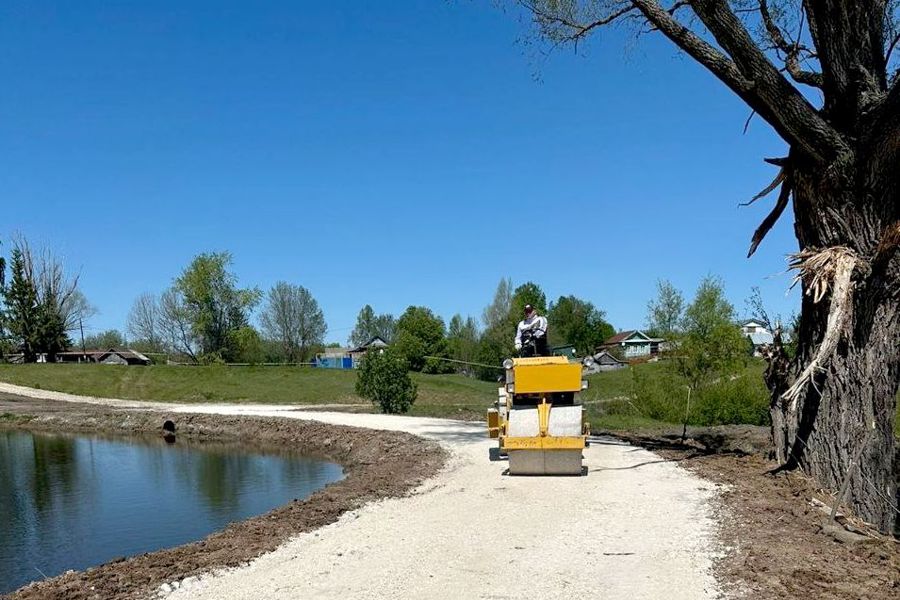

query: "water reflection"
left=0, top=430, right=343, bottom=595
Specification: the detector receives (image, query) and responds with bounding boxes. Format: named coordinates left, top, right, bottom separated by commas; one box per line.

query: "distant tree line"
left=0, top=237, right=96, bottom=362
left=347, top=277, right=616, bottom=381
left=123, top=252, right=327, bottom=364
left=3, top=238, right=766, bottom=378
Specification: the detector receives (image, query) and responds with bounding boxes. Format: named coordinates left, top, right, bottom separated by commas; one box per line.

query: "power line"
left=422, top=355, right=504, bottom=371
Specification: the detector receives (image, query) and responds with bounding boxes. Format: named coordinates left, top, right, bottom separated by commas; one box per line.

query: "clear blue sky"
left=2, top=0, right=799, bottom=343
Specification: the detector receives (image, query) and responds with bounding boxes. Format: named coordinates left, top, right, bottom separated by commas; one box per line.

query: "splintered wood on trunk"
left=769, top=162, right=900, bottom=534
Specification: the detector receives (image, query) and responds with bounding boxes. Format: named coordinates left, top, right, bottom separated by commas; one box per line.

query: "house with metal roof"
left=741, top=319, right=775, bottom=356
left=600, top=330, right=664, bottom=359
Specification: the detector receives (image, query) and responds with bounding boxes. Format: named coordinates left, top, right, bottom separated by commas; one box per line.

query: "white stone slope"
left=0, top=382, right=725, bottom=600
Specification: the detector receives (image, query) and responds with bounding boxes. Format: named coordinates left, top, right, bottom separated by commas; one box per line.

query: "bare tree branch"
left=886, top=31, right=900, bottom=67
left=748, top=172, right=793, bottom=257
left=742, top=168, right=786, bottom=206
left=683, top=0, right=845, bottom=160
left=758, top=0, right=823, bottom=88
left=519, top=0, right=638, bottom=43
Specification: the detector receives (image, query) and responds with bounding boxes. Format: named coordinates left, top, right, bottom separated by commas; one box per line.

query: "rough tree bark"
left=771, top=156, right=900, bottom=533
left=515, top=0, right=900, bottom=533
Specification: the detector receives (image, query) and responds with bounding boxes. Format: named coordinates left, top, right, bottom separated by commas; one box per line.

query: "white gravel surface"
left=0, top=381, right=725, bottom=599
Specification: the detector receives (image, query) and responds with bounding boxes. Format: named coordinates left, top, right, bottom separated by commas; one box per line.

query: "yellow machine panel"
left=513, top=361, right=583, bottom=394
left=486, top=408, right=500, bottom=438
left=502, top=436, right=585, bottom=450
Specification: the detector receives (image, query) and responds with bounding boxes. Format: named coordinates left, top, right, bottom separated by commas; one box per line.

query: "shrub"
left=356, top=349, right=418, bottom=414
left=691, top=375, right=769, bottom=426
left=612, top=364, right=771, bottom=427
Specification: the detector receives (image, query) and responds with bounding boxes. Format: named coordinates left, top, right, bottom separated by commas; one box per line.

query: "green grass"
left=1, top=362, right=895, bottom=433
left=0, top=364, right=496, bottom=419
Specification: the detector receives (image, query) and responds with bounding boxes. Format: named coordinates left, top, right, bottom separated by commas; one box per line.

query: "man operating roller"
left=514, top=304, right=549, bottom=357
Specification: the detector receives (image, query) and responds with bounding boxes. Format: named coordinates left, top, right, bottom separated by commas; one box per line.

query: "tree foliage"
left=675, top=277, right=748, bottom=390
left=447, top=314, right=480, bottom=374
left=548, top=295, right=614, bottom=355
left=260, top=282, right=326, bottom=362
left=173, top=252, right=261, bottom=362
left=349, top=305, right=396, bottom=347
left=83, top=329, right=125, bottom=350
left=355, top=348, right=417, bottom=414
left=229, top=325, right=265, bottom=364
left=393, top=306, right=452, bottom=373
left=3, top=248, right=40, bottom=362
left=1, top=239, right=88, bottom=361
left=482, top=277, right=512, bottom=330
left=159, top=288, right=197, bottom=361
left=510, top=282, right=547, bottom=319
left=127, top=292, right=164, bottom=352
left=646, top=279, right=685, bottom=339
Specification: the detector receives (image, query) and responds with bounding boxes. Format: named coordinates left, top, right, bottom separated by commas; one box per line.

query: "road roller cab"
left=486, top=356, right=589, bottom=475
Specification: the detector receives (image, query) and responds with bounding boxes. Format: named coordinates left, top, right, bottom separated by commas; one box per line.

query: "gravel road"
left=0, top=382, right=724, bottom=599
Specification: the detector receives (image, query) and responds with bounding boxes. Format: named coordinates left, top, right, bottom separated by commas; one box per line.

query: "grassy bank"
left=1, top=362, right=894, bottom=433
left=0, top=364, right=496, bottom=419
left=0, top=361, right=764, bottom=428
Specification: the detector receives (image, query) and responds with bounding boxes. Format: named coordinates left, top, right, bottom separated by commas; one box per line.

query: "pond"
left=0, top=429, right=344, bottom=594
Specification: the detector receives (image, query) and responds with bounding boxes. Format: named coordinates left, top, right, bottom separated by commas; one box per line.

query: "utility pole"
left=79, top=318, right=86, bottom=360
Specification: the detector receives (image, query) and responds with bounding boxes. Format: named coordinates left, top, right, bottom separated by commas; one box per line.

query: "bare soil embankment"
left=0, top=395, right=445, bottom=600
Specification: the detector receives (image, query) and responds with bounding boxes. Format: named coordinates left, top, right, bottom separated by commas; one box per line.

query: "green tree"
left=447, top=314, right=479, bottom=374
left=3, top=237, right=90, bottom=359
left=646, top=279, right=685, bottom=340
left=676, top=277, right=747, bottom=391
left=548, top=295, right=614, bottom=355
left=83, top=329, right=126, bottom=349
left=173, top=252, right=261, bottom=362
left=349, top=305, right=396, bottom=346
left=482, top=277, right=512, bottom=330
left=260, top=282, right=326, bottom=362
left=356, top=348, right=417, bottom=414
left=393, top=306, right=451, bottom=373
left=230, top=325, right=264, bottom=364
left=475, top=324, right=513, bottom=381
left=3, top=248, right=39, bottom=362
left=509, top=282, right=547, bottom=320
left=34, top=290, right=69, bottom=361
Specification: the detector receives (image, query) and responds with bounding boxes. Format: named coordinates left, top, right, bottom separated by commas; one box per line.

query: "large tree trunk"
left=770, top=157, right=900, bottom=534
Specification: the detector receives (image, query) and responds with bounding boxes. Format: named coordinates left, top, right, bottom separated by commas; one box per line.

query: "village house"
left=316, top=336, right=390, bottom=369
left=741, top=319, right=775, bottom=357
left=600, top=330, right=665, bottom=359
left=55, top=348, right=152, bottom=365
left=348, top=336, right=389, bottom=367
left=583, top=349, right=627, bottom=374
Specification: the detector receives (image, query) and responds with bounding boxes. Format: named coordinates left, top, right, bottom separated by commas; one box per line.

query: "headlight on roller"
left=502, top=358, right=514, bottom=370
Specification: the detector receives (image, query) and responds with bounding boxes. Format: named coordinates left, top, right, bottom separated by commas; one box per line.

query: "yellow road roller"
left=486, top=356, right=589, bottom=475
